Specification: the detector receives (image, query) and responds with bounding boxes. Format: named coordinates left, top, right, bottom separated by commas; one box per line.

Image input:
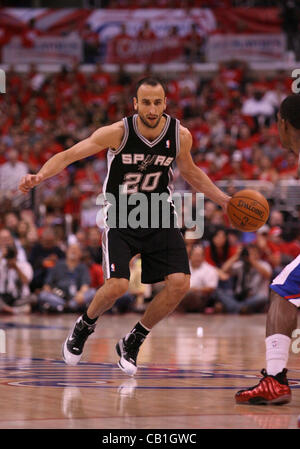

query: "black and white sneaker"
left=62, top=316, right=96, bottom=366
left=116, top=332, right=145, bottom=376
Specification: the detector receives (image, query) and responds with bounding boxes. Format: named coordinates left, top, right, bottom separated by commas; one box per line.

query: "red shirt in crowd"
left=205, top=245, right=238, bottom=267
left=89, top=263, right=104, bottom=288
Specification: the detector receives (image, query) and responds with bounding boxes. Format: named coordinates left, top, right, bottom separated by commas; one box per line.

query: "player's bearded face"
left=134, top=85, right=166, bottom=129
left=137, top=106, right=164, bottom=129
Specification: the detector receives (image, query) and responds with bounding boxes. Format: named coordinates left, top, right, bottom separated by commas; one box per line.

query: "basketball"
left=227, top=189, right=269, bottom=232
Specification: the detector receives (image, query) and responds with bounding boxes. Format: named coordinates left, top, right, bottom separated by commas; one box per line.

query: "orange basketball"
left=227, top=189, right=269, bottom=232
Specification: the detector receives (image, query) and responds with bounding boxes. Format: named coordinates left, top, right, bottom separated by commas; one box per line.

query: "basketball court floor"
left=0, top=312, right=299, bottom=429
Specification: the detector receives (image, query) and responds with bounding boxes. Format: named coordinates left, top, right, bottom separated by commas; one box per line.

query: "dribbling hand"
left=221, top=195, right=231, bottom=215
left=19, top=174, right=44, bottom=193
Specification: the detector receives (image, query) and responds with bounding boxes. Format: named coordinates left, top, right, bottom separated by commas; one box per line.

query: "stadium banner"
left=2, top=35, right=83, bottom=64
left=87, top=8, right=216, bottom=39
left=206, top=34, right=286, bottom=62
left=88, top=8, right=216, bottom=63
left=106, top=36, right=184, bottom=64
left=214, top=7, right=281, bottom=34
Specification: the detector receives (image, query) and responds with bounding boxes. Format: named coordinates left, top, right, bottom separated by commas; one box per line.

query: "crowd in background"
left=0, top=60, right=300, bottom=316
left=0, top=0, right=287, bottom=9
left=0, top=61, right=298, bottom=201
left=1, top=1, right=299, bottom=64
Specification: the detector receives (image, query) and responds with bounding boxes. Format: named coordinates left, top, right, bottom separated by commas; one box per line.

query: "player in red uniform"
left=235, top=94, right=300, bottom=405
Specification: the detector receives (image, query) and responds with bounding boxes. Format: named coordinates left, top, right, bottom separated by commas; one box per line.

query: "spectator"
left=0, top=149, right=28, bottom=195
left=29, top=227, right=65, bottom=291
left=222, top=150, right=255, bottom=180
left=279, top=1, right=300, bottom=59
left=264, top=82, right=288, bottom=114
left=4, top=212, right=20, bottom=238
left=115, top=64, right=133, bottom=88
left=22, top=227, right=39, bottom=260
left=0, top=228, right=27, bottom=262
left=242, top=90, right=275, bottom=130
left=256, top=155, right=279, bottom=183
left=21, top=18, right=42, bottom=48
left=0, top=244, right=33, bottom=314
left=16, top=219, right=31, bottom=248
left=269, top=210, right=284, bottom=228
left=268, top=225, right=300, bottom=262
left=74, top=160, right=101, bottom=195
left=206, top=110, right=226, bottom=145
left=138, top=20, right=156, bottom=40
left=177, top=244, right=219, bottom=313
left=206, top=144, right=229, bottom=172
left=183, top=23, right=204, bottom=63
left=205, top=226, right=238, bottom=270
left=86, top=226, right=102, bottom=265
left=81, top=249, right=104, bottom=289
left=261, top=133, right=283, bottom=162
left=218, top=60, right=246, bottom=90
left=81, top=23, right=100, bottom=63
left=214, top=244, right=272, bottom=314
left=64, top=185, right=83, bottom=232
left=38, top=244, right=95, bottom=313
left=279, top=151, right=299, bottom=179
left=92, top=63, right=112, bottom=90
left=201, top=201, right=218, bottom=241
left=236, top=123, right=259, bottom=160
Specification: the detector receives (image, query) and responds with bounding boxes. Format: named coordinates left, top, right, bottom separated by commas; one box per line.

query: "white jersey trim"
left=175, top=118, right=180, bottom=158
left=109, top=117, right=129, bottom=155
left=101, top=151, right=116, bottom=280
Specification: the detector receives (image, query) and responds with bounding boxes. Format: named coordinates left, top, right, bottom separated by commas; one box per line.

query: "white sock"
left=265, top=334, right=291, bottom=376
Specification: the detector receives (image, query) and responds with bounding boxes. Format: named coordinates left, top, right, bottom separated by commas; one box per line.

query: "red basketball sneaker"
left=235, top=369, right=291, bottom=405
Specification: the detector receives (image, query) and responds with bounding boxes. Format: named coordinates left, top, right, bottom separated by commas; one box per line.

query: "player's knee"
left=167, top=274, right=190, bottom=297
left=106, top=278, right=129, bottom=299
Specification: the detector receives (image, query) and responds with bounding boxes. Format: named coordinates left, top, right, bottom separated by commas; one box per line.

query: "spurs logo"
left=138, top=155, right=156, bottom=172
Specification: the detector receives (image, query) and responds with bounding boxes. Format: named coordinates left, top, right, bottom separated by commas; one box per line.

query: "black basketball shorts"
left=102, top=227, right=190, bottom=284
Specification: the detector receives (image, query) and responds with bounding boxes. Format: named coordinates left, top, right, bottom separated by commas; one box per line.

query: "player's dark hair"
left=135, top=77, right=166, bottom=98
left=280, top=94, right=300, bottom=130
left=209, top=226, right=230, bottom=268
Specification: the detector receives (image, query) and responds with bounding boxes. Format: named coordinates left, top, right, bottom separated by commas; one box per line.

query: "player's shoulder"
left=107, top=120, right=125, bottom=135
left=108, top=120, right=126, bottom=150
left=93, top=119, right=125, bottom=136
left=91, top=119, right=125, bottom=149
left=179, top=124, right=193, bottom=147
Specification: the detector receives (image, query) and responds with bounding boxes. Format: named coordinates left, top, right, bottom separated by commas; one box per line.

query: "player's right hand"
left=19, top=174, right=44, bottom=193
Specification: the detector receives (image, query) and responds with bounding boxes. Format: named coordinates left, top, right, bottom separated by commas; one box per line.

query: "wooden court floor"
left=0, top=312, right=299, bottom=429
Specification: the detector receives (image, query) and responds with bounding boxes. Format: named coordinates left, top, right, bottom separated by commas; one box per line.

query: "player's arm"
left=19, top=121, right=124, bottom=193
left=176, top=126, right=230, bottom=211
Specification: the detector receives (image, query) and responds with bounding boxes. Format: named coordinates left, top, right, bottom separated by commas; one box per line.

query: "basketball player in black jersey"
left=19, top=77, right=230, bottom=376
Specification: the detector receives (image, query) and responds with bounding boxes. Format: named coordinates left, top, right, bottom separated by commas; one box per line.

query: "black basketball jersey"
left=103, top=113, right=180, bottom=229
